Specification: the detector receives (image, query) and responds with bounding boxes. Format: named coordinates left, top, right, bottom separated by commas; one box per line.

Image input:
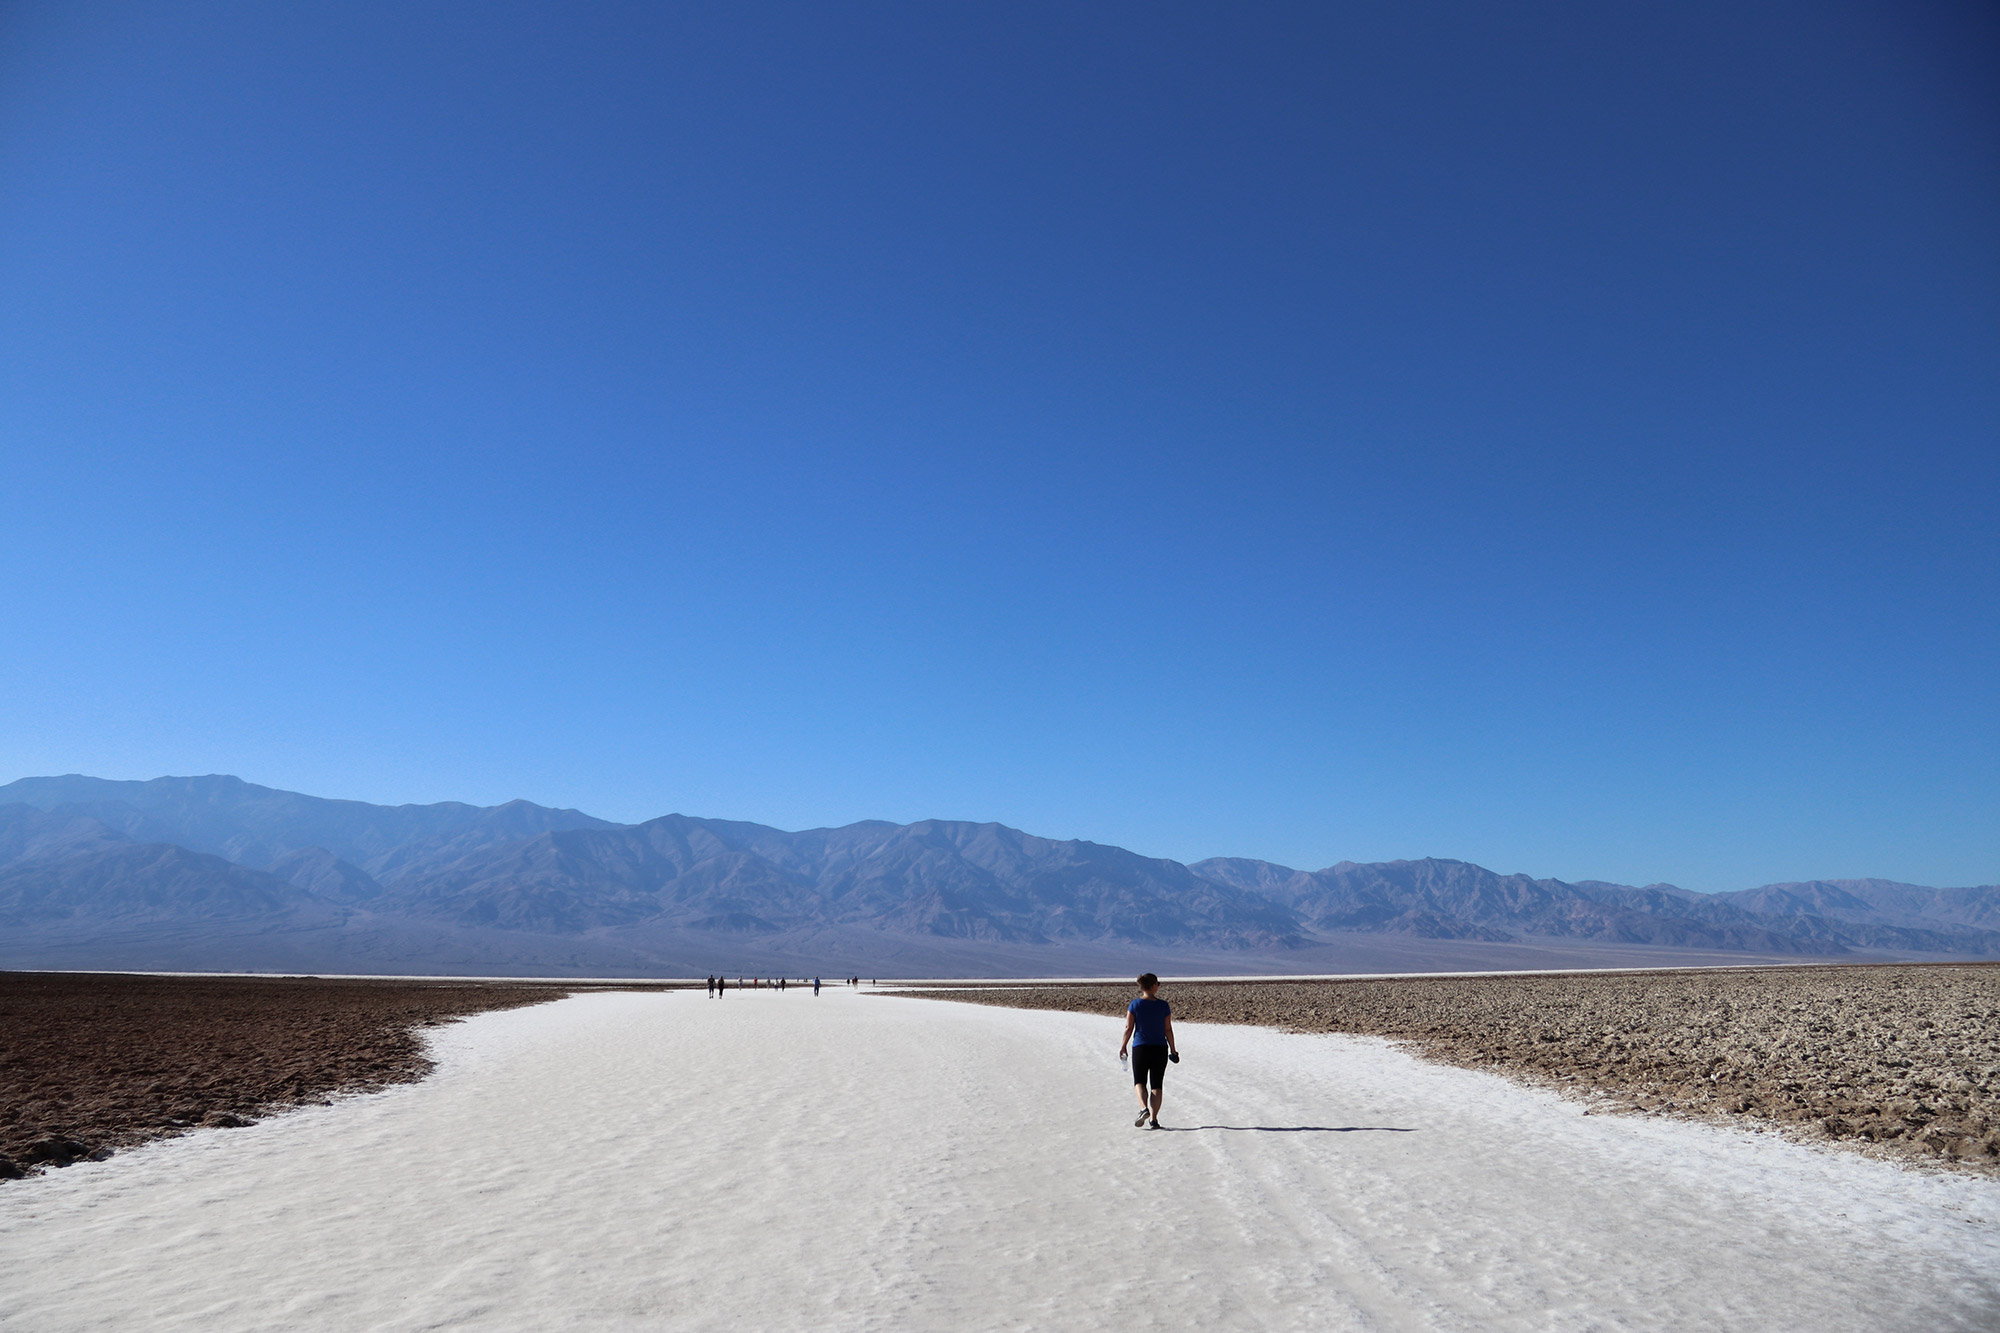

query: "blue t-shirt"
left=1128, top=996, right=1171, bottom=1048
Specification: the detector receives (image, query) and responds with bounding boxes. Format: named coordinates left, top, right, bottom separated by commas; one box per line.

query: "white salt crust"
left=2, top=988, right=1995, bottom=1331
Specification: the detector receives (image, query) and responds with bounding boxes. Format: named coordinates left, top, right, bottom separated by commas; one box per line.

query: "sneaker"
left=1147, top=1117, right=1161, bottom=1130
left=1135, top=1110, right=1152, bottom=1127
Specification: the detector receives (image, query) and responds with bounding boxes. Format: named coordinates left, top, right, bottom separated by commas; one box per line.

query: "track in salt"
left=2, top=988, right=1996, bottom=1331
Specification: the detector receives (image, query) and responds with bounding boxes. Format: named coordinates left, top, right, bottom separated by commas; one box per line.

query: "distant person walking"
left=1119, top=973, right=1177, bottom=1129
left=812, top=977, right=821, bottom=995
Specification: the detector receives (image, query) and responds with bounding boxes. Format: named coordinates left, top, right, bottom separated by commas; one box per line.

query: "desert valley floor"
left=3, top=986, right=1997, bottom=1331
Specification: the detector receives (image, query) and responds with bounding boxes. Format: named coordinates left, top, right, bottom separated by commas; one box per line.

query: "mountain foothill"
left=1, top=775, right=1995, bottom=976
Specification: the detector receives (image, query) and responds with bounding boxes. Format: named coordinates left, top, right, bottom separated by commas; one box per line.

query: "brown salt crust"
left=887, top=963, right=2000, bottom=1175
left=0, top=971, right=682, bottom=1181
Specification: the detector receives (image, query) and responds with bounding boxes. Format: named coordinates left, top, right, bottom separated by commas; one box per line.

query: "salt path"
left=3, top=988, right=1997, bottom=1331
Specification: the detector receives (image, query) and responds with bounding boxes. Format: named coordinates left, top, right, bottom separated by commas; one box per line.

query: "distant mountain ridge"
left=1189, top=856, right=1999, bottom=957
left=0, top=774, right=612, bottom=877
left=1, top=774, right=1996, bottom=973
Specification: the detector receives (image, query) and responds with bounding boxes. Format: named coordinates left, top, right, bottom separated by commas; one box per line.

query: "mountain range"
left=2, top=774, right=1996, bottom=976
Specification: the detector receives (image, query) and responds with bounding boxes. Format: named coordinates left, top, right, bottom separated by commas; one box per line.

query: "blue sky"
left=2, top=2, right=1995, bottom=890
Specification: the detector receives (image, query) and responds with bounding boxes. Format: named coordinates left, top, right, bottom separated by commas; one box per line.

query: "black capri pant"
left=1131, top=1045, right=1169, bottom=1090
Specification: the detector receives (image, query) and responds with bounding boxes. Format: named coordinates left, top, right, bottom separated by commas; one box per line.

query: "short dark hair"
left=1137, top=972, right=1158, bottom=990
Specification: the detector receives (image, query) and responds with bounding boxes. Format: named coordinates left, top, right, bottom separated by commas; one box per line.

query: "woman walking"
left=1118, top=973, right=1177, bottom=1129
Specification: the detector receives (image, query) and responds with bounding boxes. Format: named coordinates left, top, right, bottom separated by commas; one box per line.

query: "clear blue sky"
left=3, top=2, right=1995, bottom=891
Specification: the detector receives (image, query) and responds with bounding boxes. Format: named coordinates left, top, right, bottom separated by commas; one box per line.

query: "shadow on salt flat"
left=1158, top=1125, right=1418, bottom=1133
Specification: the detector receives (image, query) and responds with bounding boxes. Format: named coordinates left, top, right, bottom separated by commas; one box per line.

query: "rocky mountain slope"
left=0, top=774, right=612, bottom=881
left=2, top=775, right=1996, bottom=972
left=1190, top=855, right=2000, bottom=955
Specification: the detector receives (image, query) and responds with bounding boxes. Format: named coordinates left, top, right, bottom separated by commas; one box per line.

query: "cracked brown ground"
left=891, top=962, right=2000, bottom=1173
left=0, top=971, right=676, bottom=1181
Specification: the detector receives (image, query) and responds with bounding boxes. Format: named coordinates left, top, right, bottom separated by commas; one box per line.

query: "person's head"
left=1137, top=972, right=1159, bottom=996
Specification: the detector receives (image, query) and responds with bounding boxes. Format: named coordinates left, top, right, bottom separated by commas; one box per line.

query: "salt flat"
left=2, top=989, right=1995, bottom=1331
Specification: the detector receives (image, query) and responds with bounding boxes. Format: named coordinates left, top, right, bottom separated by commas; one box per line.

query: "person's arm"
left=1165, top=1012, right=1177, bottom=1057
left=1119, top=1008, right=1135, bottom=1058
